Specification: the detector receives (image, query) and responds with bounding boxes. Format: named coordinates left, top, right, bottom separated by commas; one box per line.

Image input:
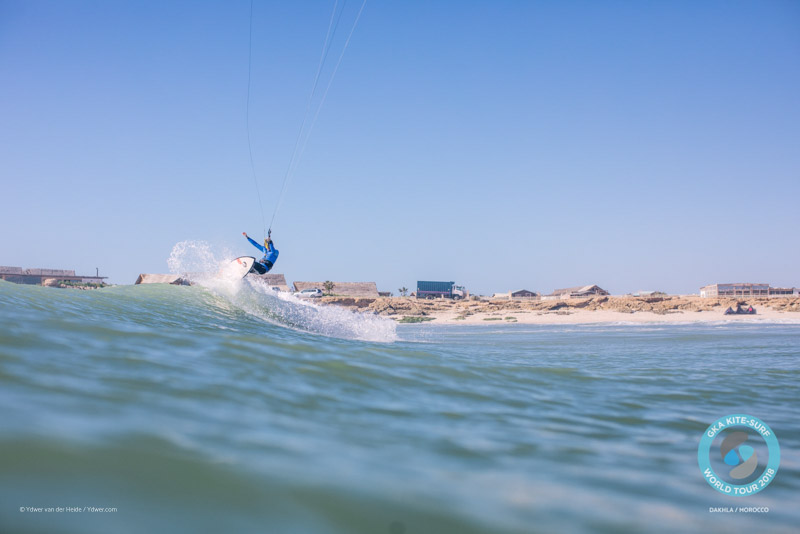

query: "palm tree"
left=323, top=280, right=335, bottom=296
left=399, top=287, right=408, bottom=297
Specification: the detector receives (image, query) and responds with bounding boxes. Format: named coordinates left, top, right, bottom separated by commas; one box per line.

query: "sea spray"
left=1, top=279, right=798, bottom=534
left=167, top=240, right=236, bottom=281
left=167, top=241, right=396, bottom=342
left=242, top=279, right=397, bottom=343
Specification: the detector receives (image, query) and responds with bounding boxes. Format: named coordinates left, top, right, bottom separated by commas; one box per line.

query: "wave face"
left=166, top=240, right=397, bottom=343
left=1, top=279, right=799, bottom=534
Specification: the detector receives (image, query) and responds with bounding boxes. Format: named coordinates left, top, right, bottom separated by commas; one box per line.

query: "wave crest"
left=167, top=241, right=396, bottom=342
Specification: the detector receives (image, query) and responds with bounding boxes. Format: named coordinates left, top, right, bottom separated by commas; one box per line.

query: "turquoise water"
left=1, top=280, right=798, bottom=534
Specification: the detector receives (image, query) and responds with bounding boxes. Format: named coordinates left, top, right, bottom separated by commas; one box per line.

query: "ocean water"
left=0, top=279, right=798, bottom=534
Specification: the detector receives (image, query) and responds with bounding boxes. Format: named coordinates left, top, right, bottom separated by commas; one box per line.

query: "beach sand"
left=316, top=295, right=800, bottom=325
left=427, top=307, right=797, bottom=325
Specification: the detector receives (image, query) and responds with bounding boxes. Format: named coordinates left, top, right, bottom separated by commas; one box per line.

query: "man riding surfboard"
left=243, top=231, right=279, bottom=275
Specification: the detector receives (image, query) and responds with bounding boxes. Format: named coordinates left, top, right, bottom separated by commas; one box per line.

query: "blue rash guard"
left=246, top=236, right=279, bottom=270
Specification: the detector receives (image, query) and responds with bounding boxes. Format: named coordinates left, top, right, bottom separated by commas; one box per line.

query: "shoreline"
left=314, top=295, right=800, bottom=325
left=416, top=309, right=800, bottom=325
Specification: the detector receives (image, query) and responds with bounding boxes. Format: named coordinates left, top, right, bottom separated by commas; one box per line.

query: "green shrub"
left=398, top=316, right=435, bottom=323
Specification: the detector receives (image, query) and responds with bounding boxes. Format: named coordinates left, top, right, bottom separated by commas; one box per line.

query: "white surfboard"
left=218, top=256, right=255, bottom=280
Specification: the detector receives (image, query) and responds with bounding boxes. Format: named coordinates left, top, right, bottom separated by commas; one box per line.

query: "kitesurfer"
left=243, top=231, right=279, bottom=274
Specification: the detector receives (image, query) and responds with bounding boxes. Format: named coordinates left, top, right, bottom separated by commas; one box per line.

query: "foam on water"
left=167, top=241, right=396, bottom=343
left=167, top=240, right=227, bottom=276
left=1, top=278, right=799, bottom=534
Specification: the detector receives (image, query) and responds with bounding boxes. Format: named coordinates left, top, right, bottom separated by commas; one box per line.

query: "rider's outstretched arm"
left=243, top=233, right=267, bottom=254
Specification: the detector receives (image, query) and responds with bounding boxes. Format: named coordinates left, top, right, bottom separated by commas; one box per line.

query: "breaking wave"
left=167, top=241, right=396, bottom=343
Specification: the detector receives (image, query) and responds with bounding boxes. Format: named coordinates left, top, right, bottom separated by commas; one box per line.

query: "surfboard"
left=218, top=256, right=256, bottom=280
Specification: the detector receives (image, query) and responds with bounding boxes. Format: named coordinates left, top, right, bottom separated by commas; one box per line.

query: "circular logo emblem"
left=698, top=414, right=780, bottom=496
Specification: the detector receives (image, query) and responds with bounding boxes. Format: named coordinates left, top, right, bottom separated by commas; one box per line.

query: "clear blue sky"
left=2, top=0, right=799, bottom=294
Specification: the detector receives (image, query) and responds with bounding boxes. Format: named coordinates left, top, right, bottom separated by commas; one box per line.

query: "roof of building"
left=551, top=285, right=607, bottom=296
left=135, top=274, right=184, bottom=285
left=247, top=273, right=290, bottom=291
left=0, top=266, right=77, bottom=276
left=248, top=273, right=287, bottom=285
left=701, top=283, right=769, bottom=288
left=293, top=281, right=379, bottom=298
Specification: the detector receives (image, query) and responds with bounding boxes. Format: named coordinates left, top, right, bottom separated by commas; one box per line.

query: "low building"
left=293, top=281, right=379, bottom=298
left=134, top=272, right=289, bottom=289
left=492, top=289, right=540, bottom=300
left=0, top=266, right=106, bottom=286
left=249, top=273, right=290, bottom=292
left=768, top=287, right=797, bottom=297
left=699, top=283, right=768, bottom=298
left=134, top=274, right=187, bottom=285
left=699, top=283, right=796, bottom=298
left=549, top=285, right=609, bottom=299
left=632, top=290, right=667, bottom=297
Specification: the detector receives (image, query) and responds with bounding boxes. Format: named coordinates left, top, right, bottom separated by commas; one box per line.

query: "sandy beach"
left=427, top=308, right=798, bottom=324
left=315, top=295, right=800, bottom=325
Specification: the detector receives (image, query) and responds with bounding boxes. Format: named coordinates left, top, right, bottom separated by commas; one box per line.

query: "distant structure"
left=632, top=290, right=667, bottom=297
left=772, top=287, right=799, bottom=296
left=492, top=289, right=539, bottom=300
left=135, top=274, right=187, bottom=285
left=249, top=273, right=290, bottom=292
left=0, top=266, right=106, bottom=286
left=134, top=272, right=289, bottom=290
left=547, top=285, right=609, bottom=299
left=699, top=283, right=797, bottom=298
left=293, top=281, right=379, bottom=298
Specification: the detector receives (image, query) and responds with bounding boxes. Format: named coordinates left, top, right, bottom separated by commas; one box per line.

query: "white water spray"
left=167, top=241, right=396, bottom=342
